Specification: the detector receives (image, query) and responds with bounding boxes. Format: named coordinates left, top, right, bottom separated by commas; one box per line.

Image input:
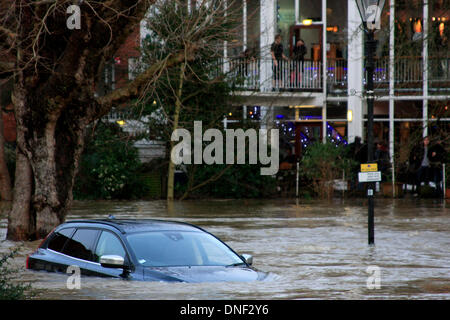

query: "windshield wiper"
left=226, top=262, right=247, bottom=267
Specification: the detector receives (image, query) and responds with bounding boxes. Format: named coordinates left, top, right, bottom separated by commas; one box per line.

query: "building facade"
left=213, top=0, right=449, bottom=172
left=110, top=0, right=449, bottom=174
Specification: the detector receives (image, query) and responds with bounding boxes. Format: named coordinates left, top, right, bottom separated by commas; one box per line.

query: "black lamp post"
left=355, top=0, right=385, bottom=245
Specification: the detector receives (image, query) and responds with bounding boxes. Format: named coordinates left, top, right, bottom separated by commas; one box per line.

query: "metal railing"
left=228, top=58, right=323, bottom=91
left=229, top=58, right=260, bottom=90
left=327, top=59, right=347, bottom=89
left=429, top=57, right=450, bottom=84
left=326, top=56, right=450, bottom=92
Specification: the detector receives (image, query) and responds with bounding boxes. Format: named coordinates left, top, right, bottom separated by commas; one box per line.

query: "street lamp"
left=355, top=0, right=385, bottom=245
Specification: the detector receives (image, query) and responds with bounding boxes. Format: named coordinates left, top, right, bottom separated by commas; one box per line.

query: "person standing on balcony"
left=291, top=39, right=307, bottom=88
left=271, top=34, right=288, bottom=90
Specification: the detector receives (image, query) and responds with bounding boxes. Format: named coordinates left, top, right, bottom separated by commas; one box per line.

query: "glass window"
left=127, top=231, right=243, bottom=267
left=62, top=228, right=99, bottom=262
left=94, top=231, right=126, bottom=263
left=47, top=228, right=74, bottom=252
left=299, top=0, right=322, bottom=22
left=247, top=0, right=260, bottom=51
left=278, top=0, right=296, bottom=48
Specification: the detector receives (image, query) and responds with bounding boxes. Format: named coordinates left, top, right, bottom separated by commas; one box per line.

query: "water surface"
left=1, top=198, right=449, bottom=299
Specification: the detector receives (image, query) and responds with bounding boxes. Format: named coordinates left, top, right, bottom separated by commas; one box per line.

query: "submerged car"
left=26, top=218, right=267, bottom=282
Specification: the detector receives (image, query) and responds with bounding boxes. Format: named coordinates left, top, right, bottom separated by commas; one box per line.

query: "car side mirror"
left=100, top=255, right=125, bottom=269
left=241, top=254, right=253, bottom=266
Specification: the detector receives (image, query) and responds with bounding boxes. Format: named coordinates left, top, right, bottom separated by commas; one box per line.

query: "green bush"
left=0, top=246, right=36, bottom=300
left=300, top=141, right=355, bottom=199
left=74, top=121, right=149, bottom=200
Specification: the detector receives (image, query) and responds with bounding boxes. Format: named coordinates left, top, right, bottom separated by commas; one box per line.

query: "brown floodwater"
left=1, top=198, right=449, bottom=299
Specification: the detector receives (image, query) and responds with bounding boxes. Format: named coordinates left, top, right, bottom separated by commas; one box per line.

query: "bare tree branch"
left=0, top=61, right=14, bottom=73
left=0, top=25, right=17, bottom=43
left=94, top=45, right=198, bottom=119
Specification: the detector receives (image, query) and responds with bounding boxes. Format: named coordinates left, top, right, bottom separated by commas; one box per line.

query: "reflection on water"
left=1, top=198, right=449, bottom=299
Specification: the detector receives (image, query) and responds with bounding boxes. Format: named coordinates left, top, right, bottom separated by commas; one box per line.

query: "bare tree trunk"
left=167, top=62, right=186, bottom=201
left=7, top=81, right=88, bottom=240
left=180, top=166, right=197, bottom=200
left=7, top=150, right=32, bottom=240
left=5, top=48, right=193, bottom=241
left=0, top=109, right=12, bottom=201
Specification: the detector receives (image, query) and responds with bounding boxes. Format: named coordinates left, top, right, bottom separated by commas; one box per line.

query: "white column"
left=260, top=0, right=276, bottom=129
left=389, top=0, right=395, bottom=158
left=223, top=0, right=229, bottom=73
left=423, top=0, right=429, bottom=137
left=260, top=107, right=268, bottom=130
left=389, top=0, right=396, bottom=195
left=243, top=0, right=248, bottom=51
left=260, top=0, right=275, bottom=92
left=322, top=0, right=327, bottom=143
left=295, top=0, right=300, bottom=25
left=347, top=0, right=364, bottom=143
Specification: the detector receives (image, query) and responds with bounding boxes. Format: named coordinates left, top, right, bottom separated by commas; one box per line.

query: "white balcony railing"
left=228, top=57, right=450, bottom=92
left=327, top=56, right=450, bottom=91
left=229, top=58, right=323, bottom=91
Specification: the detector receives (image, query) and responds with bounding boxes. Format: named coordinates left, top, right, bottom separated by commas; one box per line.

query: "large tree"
left=0, top=0, right=199, bottom=240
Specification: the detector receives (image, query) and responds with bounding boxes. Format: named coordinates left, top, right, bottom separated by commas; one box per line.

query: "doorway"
left=289, top=25, right=323, bottom=60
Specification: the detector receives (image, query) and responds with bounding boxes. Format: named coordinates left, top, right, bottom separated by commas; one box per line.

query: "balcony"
left=229, top=59, right=323, bottom=92
left=228, top=57, right=450, bottom=95
left=328, top=56, right=450, bottom=95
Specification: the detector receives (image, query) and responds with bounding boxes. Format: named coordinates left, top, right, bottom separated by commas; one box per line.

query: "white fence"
left=228, top=57, right=450, bottom=92
left=229, top=58, right=323, bottom=91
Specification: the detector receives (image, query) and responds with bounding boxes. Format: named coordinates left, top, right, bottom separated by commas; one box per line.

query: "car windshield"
left=127, top=231, right=244, bottom=267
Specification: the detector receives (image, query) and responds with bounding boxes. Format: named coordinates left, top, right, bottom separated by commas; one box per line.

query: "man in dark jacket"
left=292, top=39, right=307, bottom=62
left=271, top=34, right=288, bottom=90
left=291, top=39, right=307, bottom=87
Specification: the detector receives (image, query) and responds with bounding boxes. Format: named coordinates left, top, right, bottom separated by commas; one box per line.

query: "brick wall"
left=113, top=26, right=141, bottom=89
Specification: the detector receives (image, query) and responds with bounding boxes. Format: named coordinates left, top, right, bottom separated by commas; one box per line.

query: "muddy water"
left=1, top=198, right=449, bottom=299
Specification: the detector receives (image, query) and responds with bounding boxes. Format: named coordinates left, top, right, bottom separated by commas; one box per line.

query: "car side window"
left=62, top=228, right=99, bottom=262
left=47, top=228, right=75, bottom=252
left=94, top=231, right=126, bottom=263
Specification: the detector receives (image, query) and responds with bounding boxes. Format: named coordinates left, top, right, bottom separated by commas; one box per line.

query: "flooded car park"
left=1, top=198, right=449, bottom=299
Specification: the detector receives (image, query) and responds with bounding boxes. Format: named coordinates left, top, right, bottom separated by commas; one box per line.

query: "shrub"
left=74, top=121, right=148, bottom=200
left=300, top=141, right=355, bottom=199
left=0, top=246, right=36, bottom=300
